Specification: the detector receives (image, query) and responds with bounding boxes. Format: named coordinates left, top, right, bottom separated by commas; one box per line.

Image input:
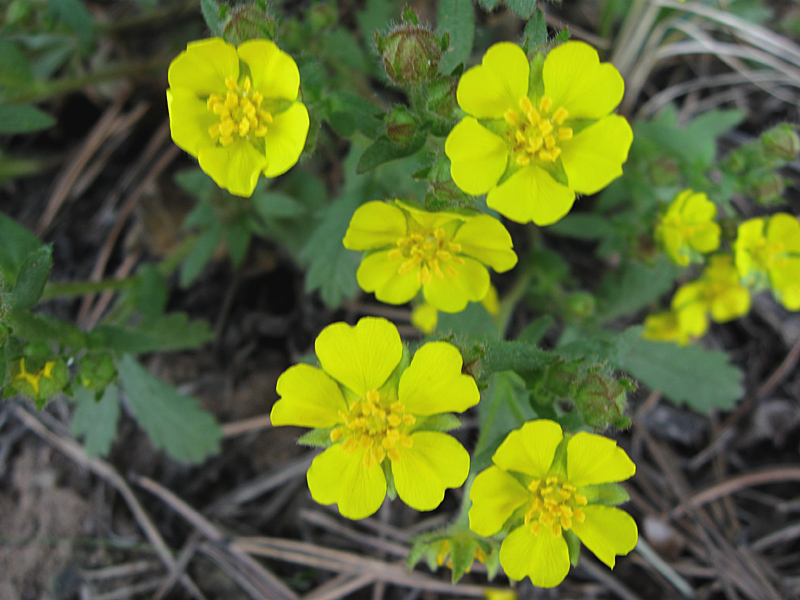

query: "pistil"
left=504, top=95, right=573, bottom=165
left=206, top=76, right=273, bottom=147
left=388, top=227, right=465, bottom=285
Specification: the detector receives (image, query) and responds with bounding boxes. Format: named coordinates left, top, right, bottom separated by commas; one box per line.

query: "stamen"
left=206, top=78, right=273, bottom=146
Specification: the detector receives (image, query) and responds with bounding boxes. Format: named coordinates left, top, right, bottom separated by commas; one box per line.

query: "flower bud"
left=77, top=352, right=117, bottom=393
left=222, top=4, right=278, bottom=44
left=385, top=105, right=418, bottom=144
left=648, top=157, right=681, bottom=186
left=760, top=124, right=800, bottom=163
left=748, top=171, right=785, bottom=206
left=376, top=8, right=447, bottom=86
left=425, top=77, right=458, bottom=131
left=574, top=370, right=633, bottom=430
left=565, top=291, right=596, bottom=319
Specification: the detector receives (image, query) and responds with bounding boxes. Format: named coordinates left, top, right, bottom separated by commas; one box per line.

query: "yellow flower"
left=445, top=41, right=632, bottom=225
left=655, top=189, right=721, bottom=266
left=469, top=420, right=637, bottom=588
left=270, top=317, right=479, bottom=519
left=12, top=358, right=56, bottom=396
left=166, top=38, right=309, bottom=197
left=735, top=213, right=800, bottom=311
left=343, top=200, right=518, bottom=312
left=411, top=284, right=501, bottom=334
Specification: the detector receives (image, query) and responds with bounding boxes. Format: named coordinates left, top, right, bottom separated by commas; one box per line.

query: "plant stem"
left=41, top=277, right=135, bottom=301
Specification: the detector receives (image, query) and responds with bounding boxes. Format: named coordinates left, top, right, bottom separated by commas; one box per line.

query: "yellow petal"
left=486, top=165, right=575, bottom=225
left=392, top=431, right=470, bottom=511
left=237, top=40, right=300, bottom=101
left=675, top=302, right=709, bottom=339
left=542, top=41, right=624, bottom=120
left=445, top=117, right=509, bottom=196
left=168, top=37, right=239, bottom=96
left=356, top=250, right=421, bottom=305
left=734, top=218, right=766, bottom=278
left=499, top=526, right=570, bottom=587
left=492, top=420, right=562, bottom=478
left=680, top=191, right=716, bottom=222
left=560, top=115, right=632, bottom=195
left=398, top=341, right=479, bottom=415
left=411, top=303, right=438, bottom=334
left=469, top=466, right=529, bottom=536
left=566, top=431, right=635, bottom=487
left=767, top=212, right=800, bottom=252
left=710, top=287, right=750, bottom=323
left=571, top=505, right=638, bottom=569
left=314, top=317, right=402, bottom=396
left=423, top=256, right=490, bottom=312
left=307, top=444, right=387, bottom=519
left=452, top=214, right=518, bottom=272
left=688, top=222, right=721, bottom=254
left=263, top=102, right=309, bottom=177
left=197, top=140, right=268, bottom=197
left=271, top=364, right=347, bottom=428
left=457, top=42, right=529, bottom=119
left=166, top=88, right=218, bottom=157
left=343, top=201, right=407, bottom=250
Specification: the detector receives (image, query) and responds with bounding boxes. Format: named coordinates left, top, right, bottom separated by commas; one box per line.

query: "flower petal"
left=198, top=140, right=268, bottom=197
left=344, top=201, right=407, bottom=250
left=493, top=420, right=562, bottom=478
left=237, top=40, right=299, bottom=101
left=453, top=214, right=518, bottom=272
left=315, top=317, right=402, bottom=396
left=457, top=42, right=529, bottom=119
left=263, top=102, right=309, bottom=177
left=560, top=115, right=633, bottom=195
left=768, top=212, right=800, bottom=252
left=167, top=88, right=218, bottom=157
left=469, top=466, right=530, bottom=536
left=499, top=526, right=570, bottom=587
left=423, top=256, right=490, bottom=312
left=399, top=341, right=479, bottom=415
left=357, top=250, right=421, bottom=305
left=307, top=445, right=387, bottom=519
left=445, top=118, right=509, bottom=196
left=567, top=431, right=635, bottom=487
left=393, top=431, right=469, bottom=511
left=168, top=37, right=239, bottom=96
left=271, top=364, right=347, bottom=428
left=543, top=41, right=624, bottom=120
left=571, top=505, right=638, bottom=568
left=487, top=165, right=575, bottom=226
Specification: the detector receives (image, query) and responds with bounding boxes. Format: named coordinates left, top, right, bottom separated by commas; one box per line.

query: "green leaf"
left=407, top=539, right=429, bottom=570
left=548, top=213, right=617, bottom=241
left=174, top=168, right=216, bottom=203
left=356, top=134, right=426, bottom=174
left=70, top=385, right=120, bottom=458
left=582, top=482, right=630, bottom=506
left=48, top=0, right=94, bottom=45
left=180, top=222, right=223, bottom=287
left=300, top=194, right=362, bottom=309
left=522, top=8, right=547, bottom=48
left=615, top=334, right=743, bottom=411
left=437, top=0, right=475, bottom=74
left=0, top=104, right=56, bottom=134
left=516, top=315, right=555, bottom=346
left=477, top=0, right=501, bottom=10
left=200, top=0, right=224, bottom=37
left=437, top=302, right=498, bottom=338
left=0, top=39, right=33, bottom=88
left=297, top=428, right=335, bottom=448
left=224, top=221, right=251, bottom=268
left=117, top=354, right=222, bottom=463
left=10, top=246, right=52, bottom=310
left=0, top=212, right=44, bottom=284
left=595, top=256, right=680, bottom=322
left=506, top=0, right=536, bottom=18
left=564, top=530, right=581, bottom=567
left=356, top=0, right=396, bottom=42
left=89, top=313, right=214, bottom=354
left=251, top=192, right=307, bottom=219
left=8, top=310, right=88, bottom=348
left=449, top=536, right=477, bottom=583
left=413, top=413, right=462, bottom=433
left=324, top=92, right=383, bottom=139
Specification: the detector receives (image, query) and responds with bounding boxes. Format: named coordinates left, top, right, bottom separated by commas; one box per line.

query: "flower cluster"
left=343, top=200, right=517, bottom=312
left=270, top=317, right=479, bottom=519
left=167, top=38, right=309, bottom=197
left=470, top=420, right=637, bottom=587
left=655, top=189, right=721, bottom=266
left=735, top=213, right=800, bottom=311
left=445, top=41, right=632, bottom=225
left=644, top=255, right=751, bottom=344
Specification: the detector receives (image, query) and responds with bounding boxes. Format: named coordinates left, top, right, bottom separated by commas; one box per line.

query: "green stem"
left=41, top=277, right=135, bottom=301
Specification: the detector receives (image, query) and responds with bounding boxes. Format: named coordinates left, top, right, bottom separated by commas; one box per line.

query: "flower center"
left=206, top=76, right=273, bottom=147
left=330, top=390, right=416, bottom=469
left=504, top=96, right=573, bottom=165
left=387, top=227, right=465, bottom=285
left=524, top=476, right=587, bottom=537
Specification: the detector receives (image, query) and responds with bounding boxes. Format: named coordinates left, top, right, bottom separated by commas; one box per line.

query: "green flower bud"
left=648, top=157, right=681, bottom=186
left=760, top=124, right=800, bottom=163
left=573, top=370, right=633, bottom=430
left=222, top=4, right=278, bottom=44
left=77, top=352, right=117, bottom=393
left=748, top=171, right=785, bottom=206
left=385, top=105, right=418, bottom=144
left=565, top=291, right=596, bottom=319
left=376, top=9, right=447, bottom=86
left=425, top=77, right=458, bottom=130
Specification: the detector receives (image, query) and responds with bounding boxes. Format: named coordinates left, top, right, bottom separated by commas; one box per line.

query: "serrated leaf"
left=548, top=213, right=617, bottom=241
left=324, top=92, right=383, bottom=139
left=437, top=0, right=475, bottom=74
left=596, top=256, right=680, bottom=322
left=449, top=536, right=477, bottom=583
left=477, top=0, right=501, bottom=10
left=8, top=310, right=88, bottom=348
left=251, top=192, right=307, bottom=219
left=117, top=355, right=221, bottom=463
left=175, top=168, right=216, bottom=203
left=298, top=428, right=335, bottom=448
left=48, top=0, right=94, bottom=45
left=356, top=134, right=426, bottom=174
left=224, top=221, right=251, bottom=268
left=615, top=334, right=743, bottom=411
left=437, top=302, right=498, bottom=338
left=516, top=315, right=555, bottom=346
left=89, top=313, right=214, bottom=354
left=582, top=482, right=630, bottom=506
left=0, top=39, right=33, bottom=88
left=10, top=246, right=52, bottom=310
left=70, top=385, right=120, bottom=458
left=200, top=0, right=224, bottom=37
left=0, top=104, right=56, bottom=134
left=522, top=8, right=547, bottom=48
left=180, top=221, right=222, bottom=287
left=0, top=212, right=43, bottom=284
left=506, top=0, right=536, bottom=18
